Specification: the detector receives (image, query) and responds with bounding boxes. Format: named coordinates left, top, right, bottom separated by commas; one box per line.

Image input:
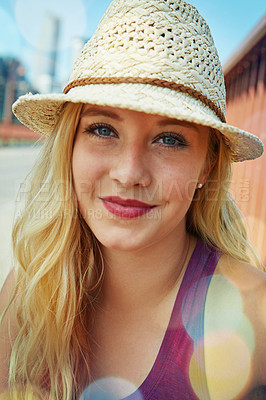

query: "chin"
left=90, top=226, right=150, bottom=253
left=97, top=236, right=143, bottom=252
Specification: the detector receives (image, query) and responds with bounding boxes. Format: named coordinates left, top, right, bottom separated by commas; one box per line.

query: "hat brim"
left=12, top=83, right=264, bottom=162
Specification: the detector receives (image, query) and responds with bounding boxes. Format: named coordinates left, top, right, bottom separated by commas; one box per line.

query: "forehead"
left=80, top=104, right=208, bottom=133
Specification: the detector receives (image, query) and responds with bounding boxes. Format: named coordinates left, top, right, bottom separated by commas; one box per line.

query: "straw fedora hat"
left=12, top=0, right=263, bottom=162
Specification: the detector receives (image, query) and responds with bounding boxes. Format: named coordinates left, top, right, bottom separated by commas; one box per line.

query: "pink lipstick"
left=100, top=196, right=155, bottom=219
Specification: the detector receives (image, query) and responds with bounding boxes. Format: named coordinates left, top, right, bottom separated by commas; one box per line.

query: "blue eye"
left=156, top=133, right=188, bottom=148
left=97, top=126, right=113, bottom=136
left=160, top=136, right=178, bottom=145
left=84, top=123, right=116, bottom=138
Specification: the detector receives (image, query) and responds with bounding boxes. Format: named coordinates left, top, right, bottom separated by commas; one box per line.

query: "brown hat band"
left=63, top=76, right=226, bottom=123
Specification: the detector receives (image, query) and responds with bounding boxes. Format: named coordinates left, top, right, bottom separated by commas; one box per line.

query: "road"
left=0, top=145, right=42, bottom=288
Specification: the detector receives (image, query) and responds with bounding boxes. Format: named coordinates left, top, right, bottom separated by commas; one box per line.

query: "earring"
left=197, top=183, right=203, bottom=189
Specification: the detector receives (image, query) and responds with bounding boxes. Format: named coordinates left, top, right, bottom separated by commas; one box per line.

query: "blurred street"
left=0, top=145, right=42, bottom=288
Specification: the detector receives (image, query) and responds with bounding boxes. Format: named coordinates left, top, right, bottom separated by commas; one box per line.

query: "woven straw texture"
left=69, top=0, right=225, bottom=116
left=12, top=0, right=264, bottom=162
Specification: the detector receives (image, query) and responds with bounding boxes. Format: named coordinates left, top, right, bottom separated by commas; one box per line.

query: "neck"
left=98, top=232, right=195, bottom=312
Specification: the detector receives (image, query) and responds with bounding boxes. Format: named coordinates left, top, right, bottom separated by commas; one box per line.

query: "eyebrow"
left=80, top=107, right=200, bottom=132
left=157, top=118, right=200, bottom=132
left=80, top=107, right=123, bottom=121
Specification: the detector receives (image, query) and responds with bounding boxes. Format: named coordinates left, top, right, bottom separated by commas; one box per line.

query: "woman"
left=0, top=0, right=265, bottom=399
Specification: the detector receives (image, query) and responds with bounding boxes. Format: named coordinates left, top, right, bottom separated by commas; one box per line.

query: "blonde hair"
left=187, top=129, right=263, bottom=269
left=0, top=386, right=46, bottom=400
left=7, top=102, right=263, bottom=399
left=10, top=103, right=103, bottom=399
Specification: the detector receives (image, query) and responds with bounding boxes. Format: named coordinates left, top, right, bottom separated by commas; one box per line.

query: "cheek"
left=159, top=164, right=199, bottom=203
left=72, top=145, right=105, bottom=199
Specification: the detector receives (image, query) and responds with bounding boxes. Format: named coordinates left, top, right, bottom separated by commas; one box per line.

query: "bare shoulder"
left=0, top=269, right=18, bottom=317
left=215, top=255, right=266, bottom=337
left=0, top=269, right=16, bottom=301
left=0, top=270, right=19, bottom=394
left=216, top=253, right=266, bottom=289
left=204, top=254, right=266, bottom=397
left=0, top=269, right=18, bottom=322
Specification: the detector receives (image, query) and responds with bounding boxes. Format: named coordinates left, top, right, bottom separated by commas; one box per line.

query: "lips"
left=100, top=196, right=156, bottom=219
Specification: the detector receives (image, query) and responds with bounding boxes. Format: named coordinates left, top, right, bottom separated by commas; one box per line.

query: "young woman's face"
left=72, top=105, right=210, bottom=252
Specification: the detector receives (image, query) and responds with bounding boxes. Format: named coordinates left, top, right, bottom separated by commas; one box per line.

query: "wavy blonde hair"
left=10, top=103, right=103, bottom=399
left=186, top=128, right=263, bottom=269
left=7, top=102, right=263, bottom=399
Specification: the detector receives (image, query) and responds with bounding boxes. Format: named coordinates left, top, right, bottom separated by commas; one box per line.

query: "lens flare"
left=189, top=331, right=252, bottom=400
left=258, top=289, right=266, bottom=330
left=14, top=0, right=87, bottom=51
left=0, top=8, right=21, bottom=55
left=181, top=276, right=212, bottom=341
left=79, top=377, right=143, bottom=400
left=188, top=275, right=255, bottom=400
left=205, top=307, right=255, bottom=353
left=204, top=275, right=255, bottom=353
left=189, top=339, right=209, bottom=400
left=208, top=331, right=250, bottom=400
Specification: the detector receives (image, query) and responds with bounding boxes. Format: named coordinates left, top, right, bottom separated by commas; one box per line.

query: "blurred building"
left=223, top=15, right=266, bottom=263
left=34, top=12, right=60, bottom=93
left=0, top=57, right=35, bottom=123
left=0, top=57, right=41, bottom=143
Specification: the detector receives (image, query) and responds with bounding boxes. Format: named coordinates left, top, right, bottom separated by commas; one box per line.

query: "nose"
left=109, top=144, right=152, bottom=188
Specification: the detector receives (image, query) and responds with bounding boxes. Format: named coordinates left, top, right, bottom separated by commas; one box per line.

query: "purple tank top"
left=124, top=238, right=221, bottom=400
left=81, top=238, right=220, bottom=400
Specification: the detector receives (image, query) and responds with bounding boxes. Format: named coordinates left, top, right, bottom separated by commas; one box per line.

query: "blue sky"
left=0, top=0, right=265, bottom=91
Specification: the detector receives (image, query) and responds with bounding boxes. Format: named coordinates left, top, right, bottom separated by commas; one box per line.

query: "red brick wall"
left=224, top=36, right=266, bottom=263
left=0, top=122, right=43, bottom=142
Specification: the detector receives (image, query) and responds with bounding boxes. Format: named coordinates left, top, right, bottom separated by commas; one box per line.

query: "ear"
left=198, top=158, right=215, bottom=187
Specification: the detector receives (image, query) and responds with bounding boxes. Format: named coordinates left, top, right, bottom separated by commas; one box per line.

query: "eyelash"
left=83, top=123, right=117, bottom=140
left=84, top=123, right=189, bottom=149
left=154, top=133, right=188, bottom=149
